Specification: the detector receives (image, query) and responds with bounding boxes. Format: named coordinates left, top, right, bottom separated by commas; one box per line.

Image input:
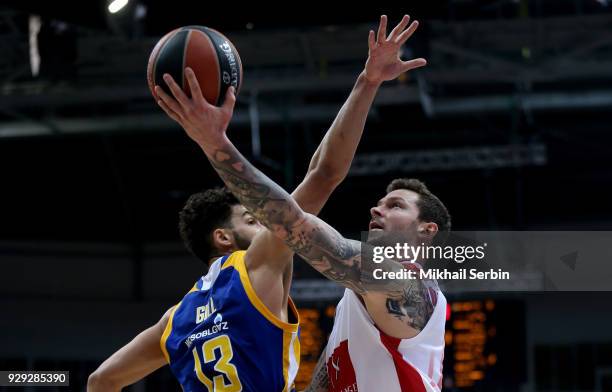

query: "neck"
left=207, top=249, right=235, bottom=267
left=207, top=254, right=225, bottom=266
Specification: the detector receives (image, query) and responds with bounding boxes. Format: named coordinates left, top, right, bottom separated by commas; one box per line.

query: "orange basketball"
left=147, top=26, right=242, bottom=106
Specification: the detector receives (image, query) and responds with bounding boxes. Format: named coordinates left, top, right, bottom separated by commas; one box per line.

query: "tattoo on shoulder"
left=385, top=278, right=439, bottom=331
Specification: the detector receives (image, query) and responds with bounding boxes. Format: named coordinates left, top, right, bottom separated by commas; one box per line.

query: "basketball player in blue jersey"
left=88, top=16, right=425, bottom=392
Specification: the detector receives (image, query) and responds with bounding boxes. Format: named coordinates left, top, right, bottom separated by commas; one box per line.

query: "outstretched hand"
left=155, top=68, right=236, bottom=148
left=363, top=15, right=427, bottom=85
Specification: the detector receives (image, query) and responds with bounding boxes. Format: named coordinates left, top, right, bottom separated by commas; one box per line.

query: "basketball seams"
left=153, top=30, right=190, bottom=99
left=201, top=30, right=221, bottom=105
left=186, top=29, right=221, bottom=105
left=182, top=30, right=190, bottom=95
left=148, top=25, right=242, bottom=106
left=147, top=29, right=177, bottom=99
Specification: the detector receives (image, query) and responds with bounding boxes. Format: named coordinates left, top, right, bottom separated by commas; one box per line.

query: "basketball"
left=147, top=26, right=242, bottom=106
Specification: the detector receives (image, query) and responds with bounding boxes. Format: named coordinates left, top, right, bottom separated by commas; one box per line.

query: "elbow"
left=87, top=369, right=119, bottom=392
left=309, top=164, right=346, bottom=191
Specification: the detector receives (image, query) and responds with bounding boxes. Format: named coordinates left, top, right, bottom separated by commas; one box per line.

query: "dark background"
left=1, top=1, right=612, bottom=391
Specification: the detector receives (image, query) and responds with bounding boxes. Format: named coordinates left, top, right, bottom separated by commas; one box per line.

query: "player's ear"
left=212, top=228, right=233, bottom=250
left=418, top=222, right=438, bottom=241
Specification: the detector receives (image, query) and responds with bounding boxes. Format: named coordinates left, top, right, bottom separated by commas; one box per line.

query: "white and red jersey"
left=323, top=288, right=447, bottom=392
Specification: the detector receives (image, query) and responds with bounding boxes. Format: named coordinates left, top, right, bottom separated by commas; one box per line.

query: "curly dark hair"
left=386, top=178, right=451, bottom=233
left=179, top=187, right=239, bottom=263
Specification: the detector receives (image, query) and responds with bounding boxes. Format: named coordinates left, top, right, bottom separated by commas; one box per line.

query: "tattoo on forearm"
left=207, top=144, right=436, bottom=331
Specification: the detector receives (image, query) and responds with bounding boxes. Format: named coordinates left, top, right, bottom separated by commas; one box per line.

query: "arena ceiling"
left=1, top=0, right=611, bottom=245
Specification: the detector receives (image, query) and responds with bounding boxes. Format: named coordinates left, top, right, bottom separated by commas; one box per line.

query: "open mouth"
left=369, top=220, right=384, bottom=230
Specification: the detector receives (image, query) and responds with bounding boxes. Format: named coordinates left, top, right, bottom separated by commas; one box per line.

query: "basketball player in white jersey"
left=156, top=14, right=448, bottom=392
left=307, top=177, right=450, bottom=392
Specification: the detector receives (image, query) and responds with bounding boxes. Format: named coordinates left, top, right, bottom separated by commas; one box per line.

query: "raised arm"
left=157, top=15, right=424, bottom=218
left=291, top=71, right=378, bottom=214
left=159, top=74, right=431, bottom=326
left=211, top=105, right=438, bottom=338
left=189, top=133, right=405, bottom=292
left=302, top=14, right=424, bottom=188
left=240, top=15, right=423, bottom=271
left=243, top=15, right=426, bottom=279
left=184, top=98, right=436, bottom=338
left=294, top=16, right=425, bottom=211
left=156, top=15, right=435, bottom=337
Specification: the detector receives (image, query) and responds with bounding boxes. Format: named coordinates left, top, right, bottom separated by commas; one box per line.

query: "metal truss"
left=349, top=144, right=547, bottom=175
left=0, top=13, right=611, bottom=136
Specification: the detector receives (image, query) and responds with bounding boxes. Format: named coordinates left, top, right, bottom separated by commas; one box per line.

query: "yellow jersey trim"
left=282, top=331, right=292, bottom=392
left=223, top=251, right=300, bottom=332
left=282, top=328, right=301, bottom=391
left=160, top=284, right=198, bottom=364
left=160, top=306, right=177, bottom=364
left=293, top=332, right=301, bottom=385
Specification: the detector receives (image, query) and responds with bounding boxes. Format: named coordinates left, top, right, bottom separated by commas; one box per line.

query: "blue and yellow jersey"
left=161, top=251, right=300, bottom=392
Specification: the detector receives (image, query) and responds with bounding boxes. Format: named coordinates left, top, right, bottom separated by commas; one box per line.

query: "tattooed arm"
left=155, top=15, right=435, bottom=337
left=231, top=67, right=384, bottom=319
left=200, top=137, right=420, bottom=296
left=242, top=67, right=385, bottom=317
left=191, top=132, right=433, bottom=336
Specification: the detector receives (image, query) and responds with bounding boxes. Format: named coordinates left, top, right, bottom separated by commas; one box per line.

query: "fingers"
left=376, top=15, right=387, bottom=44
left=163, top=73, right=191, bottom=108
left=221, top=86, right=237, bottom=114
left=396, top=20, right=419, bottom=45
left=368, top=30, right=375, bottom=50
left=388, top=14, right=410, bottom=42
left=400, top=58, right=427, bottom=73
left=157, top=98, right=181, bottom=123
left=155, top=85, right=184, bottom=117
left=184, top=67, right=208, bottom=107
left=374, top=15, right=420, bottom=48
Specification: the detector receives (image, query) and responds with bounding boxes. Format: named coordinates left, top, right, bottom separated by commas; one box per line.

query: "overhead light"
left=108, top=0, right=129, bottom=14
left=28, top=15, right=41, bottom=77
